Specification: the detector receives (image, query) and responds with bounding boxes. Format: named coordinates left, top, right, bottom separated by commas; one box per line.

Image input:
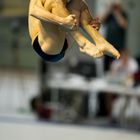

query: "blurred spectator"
left=109, top=49, right=139, bottom=123
left=97, top=49, right=139, bottom=119
left=101, top=0, right=128, bottom=71
left=110, top=49, right=139, bottom=85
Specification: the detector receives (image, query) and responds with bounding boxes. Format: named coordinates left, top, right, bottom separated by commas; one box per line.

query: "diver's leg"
left=37, top=22, right=66, bottom=55
left=51, top=2, right=103, bottom=58
left=80, top=6, right=120, bottom=59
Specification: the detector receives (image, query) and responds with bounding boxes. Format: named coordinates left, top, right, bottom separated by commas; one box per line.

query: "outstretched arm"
left=113, top=11, right=127, bottom=29
left=30, top=0, right=77, bottom=30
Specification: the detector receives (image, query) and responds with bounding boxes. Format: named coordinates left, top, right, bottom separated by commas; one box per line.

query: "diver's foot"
left=97, top=42, right=120, bottom=59
left=79, top=40, right=103, bottom=58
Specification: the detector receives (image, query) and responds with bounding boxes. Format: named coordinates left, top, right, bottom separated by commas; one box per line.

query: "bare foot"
left=96, top=41, right=120, bottom=59
left=79, top=40, right=103, bottom=58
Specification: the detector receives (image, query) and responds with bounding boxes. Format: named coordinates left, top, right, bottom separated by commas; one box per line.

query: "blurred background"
left=0, top=0, right=140, bottom=140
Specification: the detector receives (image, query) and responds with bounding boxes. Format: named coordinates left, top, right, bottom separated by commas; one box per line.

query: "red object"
left=134, top=71, right=140, bottom=83
left=37, top=106, right=52, bottom=119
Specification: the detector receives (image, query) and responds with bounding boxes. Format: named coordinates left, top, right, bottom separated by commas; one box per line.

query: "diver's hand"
left=90, top=17, right=101, bottom=30
left=62, top=14, right=78, bottom=30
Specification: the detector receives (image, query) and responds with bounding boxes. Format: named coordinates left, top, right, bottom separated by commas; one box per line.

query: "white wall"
left=124, top=0, right=140, bottom=57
